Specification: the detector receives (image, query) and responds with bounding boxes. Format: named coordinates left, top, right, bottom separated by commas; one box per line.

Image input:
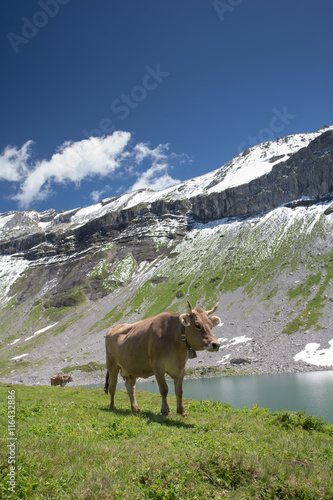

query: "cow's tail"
left=104, top=371, right=109, bottom=394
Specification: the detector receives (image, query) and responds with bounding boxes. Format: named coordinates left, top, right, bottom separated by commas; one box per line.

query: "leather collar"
left=180, top=324, right=197, bottom=359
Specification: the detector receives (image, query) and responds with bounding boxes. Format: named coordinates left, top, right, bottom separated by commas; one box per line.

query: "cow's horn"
left=206, top=302, right=219, bottom=316
left=187, top=300, right=193, bottom=313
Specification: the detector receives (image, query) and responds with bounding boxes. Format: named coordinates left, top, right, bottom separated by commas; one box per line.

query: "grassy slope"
left=1, top=383, right=333, bottom=500
left=94, top=205, right=333, bottom=328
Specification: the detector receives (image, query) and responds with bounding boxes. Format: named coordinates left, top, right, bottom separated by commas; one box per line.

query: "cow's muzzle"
left=205, top=341, right=220, bottom=352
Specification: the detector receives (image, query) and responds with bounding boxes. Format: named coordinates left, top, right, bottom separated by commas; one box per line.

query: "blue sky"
left=1, top=0, right=332, bottom=213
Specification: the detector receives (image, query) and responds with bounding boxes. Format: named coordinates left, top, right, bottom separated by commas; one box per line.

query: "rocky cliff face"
left=2, top=128, right=333, bottom=260
left=1, top=126, right=333, bottom=386
left=191, top=130, right=333, bottom=221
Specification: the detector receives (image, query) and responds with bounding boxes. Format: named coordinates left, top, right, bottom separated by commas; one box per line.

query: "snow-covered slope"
left=61, top=125, right=333, bottom=222
left=1, top=125, right=331, bottom=235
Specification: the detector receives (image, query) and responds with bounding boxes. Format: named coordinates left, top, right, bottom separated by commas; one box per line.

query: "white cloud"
left=12, top=132, right=131, bottom=208
left=0, top=132, right=189, bottom=209
left=90, top=186, right=111, bottom=203
left=0, top=140, right=33, bottom=181
left=133, top=142, right=169, bottom=164
left=130, top=163, right=180, bottom=192
left=129, top=142, right=181, bottom=192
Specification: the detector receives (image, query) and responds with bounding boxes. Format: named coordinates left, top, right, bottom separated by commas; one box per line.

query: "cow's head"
left=179, top=300, right=221, bottom=352
left=66, top=376, right=74, bottom=382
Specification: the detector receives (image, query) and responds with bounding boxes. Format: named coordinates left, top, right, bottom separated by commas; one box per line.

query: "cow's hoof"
left=177, top=406, right=188, bottom=417
left=178, top=411, right=188, bottom=418
left=131, top=406, right=141, bottom=412
left=110, top=405, right=117, bottom=411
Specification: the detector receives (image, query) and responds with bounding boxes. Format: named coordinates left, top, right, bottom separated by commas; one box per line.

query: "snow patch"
left=11, top=353, right=29, bottom=361
left=294, top=340, right=333, bottom=367
left=111, top=255, right=136, bottom=283
left=218, top=335, right=252, bottom=346
left=217, top=354, right=231, bottom=364
left=38, top=277, right=58, bottom=298
left=229, top=335, right=252, bottom=345
left=38, top=221, right=52, bottom=230
left=217, top=336, right=252, bottom=355
left=217, top=337, right=228, bottom=343
left=0, top=213, right=15, bottom=229
left=8, top=338, right=20, bottom=346
left=25, top=323, right=58, bottom=341
left=0, top=256, right=30, bottom=304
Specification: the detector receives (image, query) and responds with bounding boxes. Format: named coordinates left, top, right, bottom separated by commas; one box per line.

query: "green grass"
left=88, top=305, right=124, bottom=334
left=23, top=302, right=44, bottom=331
left=287, top=273, right=322, bottom=301
left=1, top=383, right=333, bottom=499
left=86, top=254, right=137, bottom=294
left=283, top=251, right=333, bottom=334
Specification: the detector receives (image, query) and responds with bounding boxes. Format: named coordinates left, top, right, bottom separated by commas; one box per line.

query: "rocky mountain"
left=1, top=125, right=333, bottom=386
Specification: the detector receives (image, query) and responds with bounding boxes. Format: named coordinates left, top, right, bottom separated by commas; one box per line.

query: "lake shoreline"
left=0, top=335, right=333, bottom=387
left=11, top=359, right=331, bottom=388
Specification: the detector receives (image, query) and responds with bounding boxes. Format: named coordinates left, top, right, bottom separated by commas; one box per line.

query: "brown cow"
left=104, top=300, right=221, bottom=416
left=51, top=374, right=74, bottom=387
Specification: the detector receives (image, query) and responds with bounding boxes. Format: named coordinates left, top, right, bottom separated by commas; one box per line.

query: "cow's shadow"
left=100, top=407, right=194, bottom=428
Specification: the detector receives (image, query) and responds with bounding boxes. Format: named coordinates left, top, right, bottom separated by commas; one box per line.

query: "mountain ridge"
left=1, top=125, right=333, bottom=256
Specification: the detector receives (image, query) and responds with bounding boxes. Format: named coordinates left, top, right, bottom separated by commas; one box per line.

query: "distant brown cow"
left=51, top=374, right=73, bottom=387
left=104, top=301, right=221, bottom=416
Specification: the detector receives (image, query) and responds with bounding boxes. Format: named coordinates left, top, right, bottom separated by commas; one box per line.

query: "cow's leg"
left=107, top=364, right=119, bottom=411
left=153, top=365, right=170, bottom=415
left=174, top=371, right=187, bottom=417
left=125, top=375, right=140, bottom=412
left=104, top=371, right=109, bottom=394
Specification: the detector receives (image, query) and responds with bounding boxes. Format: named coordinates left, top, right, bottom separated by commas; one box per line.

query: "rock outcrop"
left=190, top=130, right=333, bottom=222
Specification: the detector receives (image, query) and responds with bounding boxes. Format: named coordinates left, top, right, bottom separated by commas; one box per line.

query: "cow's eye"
left=195, top=322, right=202, bottom=330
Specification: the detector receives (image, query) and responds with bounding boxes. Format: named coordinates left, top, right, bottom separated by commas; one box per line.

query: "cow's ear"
left=179, top=313, right=191, bottom=327
left=210, top=316, right=221, bottom=327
